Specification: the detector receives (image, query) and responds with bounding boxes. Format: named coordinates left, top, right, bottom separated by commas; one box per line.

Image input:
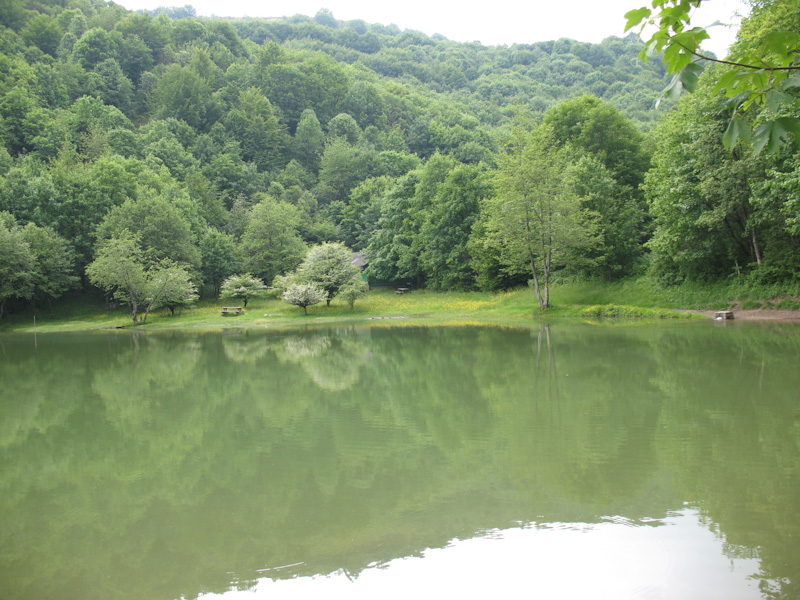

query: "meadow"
left=5, top=277, right=800, bottom=334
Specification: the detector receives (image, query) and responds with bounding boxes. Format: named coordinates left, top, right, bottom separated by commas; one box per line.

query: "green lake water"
left=1, top=321, right=799, bottom=599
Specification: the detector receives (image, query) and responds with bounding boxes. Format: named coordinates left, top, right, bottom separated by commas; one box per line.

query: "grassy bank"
left=2, top=277, right=798, bottom=334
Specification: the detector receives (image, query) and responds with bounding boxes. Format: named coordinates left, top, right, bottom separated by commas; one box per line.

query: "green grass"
left=2, top=276, right=798, bottom=334
left=548, top=277, right=800, bottom=311
left=776, top=298, right=800, bottom=310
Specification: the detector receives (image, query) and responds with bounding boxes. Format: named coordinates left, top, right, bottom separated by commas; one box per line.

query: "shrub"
left=580, top=304, right=690, bottom=319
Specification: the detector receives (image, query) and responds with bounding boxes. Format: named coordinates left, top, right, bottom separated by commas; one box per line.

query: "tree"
left=344, top=81, right=386, bottom=129
left=20, top=222, right=78, bottom=308
left=338, top=277, right=368, bottom=310
left=86, top=234, right=197, bottom=325
left=220, top=273, right=267, bottom=308
left=149, top=261, right=199, bottom=316
left=293, top=109, right=325, bottom=172
left=295, top=242, right=361, bottom=307
left=282, top=282, right=327, bottom=315
left=315, top=137, right=377, bottom=205
left=152, top=64, right=220, bottom=131
left=365, top=171, right=421, bottom=284
left=21, top=14, right=63, bottom=57
left=642, top=71, right=795, bottom=283
left=326, top=112, right=361, bottom=145
left=419, top=163, right=491, bottom=290
left=562, top=154, right=646, bottom=280
left=95, top=193, right=202, bottom=274
left=543, top=95, right=650, bottom=192
left=239, top=196, right=307, bottom=283
left=0, top=212, right=35, bottom=320
left=88, top=58, right=134, bottom=114
left=339, top=175, right=394, bottom=249
left=480, top=123, right=599, bottom=309
left=200, top=229, right=238, bottom=298
left=224, top=88, right=289, bottom=173
left=625, top=0, right=800, bottom=153
left=73, top=28, right=121, bottom=71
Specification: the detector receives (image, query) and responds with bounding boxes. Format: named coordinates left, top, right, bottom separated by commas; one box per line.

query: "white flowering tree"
left=282, top=283, right=327, bottom=315
left=220, top=273, right=267, bottom=308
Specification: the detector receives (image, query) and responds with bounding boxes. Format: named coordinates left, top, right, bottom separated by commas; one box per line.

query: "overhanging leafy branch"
left=625, top=0, right=800, bottom=153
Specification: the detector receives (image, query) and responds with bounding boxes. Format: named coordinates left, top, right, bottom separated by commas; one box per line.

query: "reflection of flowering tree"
left=222, top=334, right=274, bottom=364
left=276, top=331, right=369, bottom=391
left=280, top=334, right=332, bottom=361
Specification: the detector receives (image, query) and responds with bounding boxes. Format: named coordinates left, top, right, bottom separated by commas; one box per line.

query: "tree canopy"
left=0, top=0, right=796, bottom=319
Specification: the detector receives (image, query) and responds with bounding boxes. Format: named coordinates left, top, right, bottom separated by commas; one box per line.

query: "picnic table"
left=221, top=306, right=244, bottom=316
left=395, top=287, right=410, bottom=294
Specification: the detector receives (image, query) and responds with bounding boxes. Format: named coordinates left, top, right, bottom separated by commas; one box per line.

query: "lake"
left=1, top=321, right=799, bottom=599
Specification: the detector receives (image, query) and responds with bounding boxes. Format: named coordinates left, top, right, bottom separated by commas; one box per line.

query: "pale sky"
left=116, top=0, right=749, bottom=57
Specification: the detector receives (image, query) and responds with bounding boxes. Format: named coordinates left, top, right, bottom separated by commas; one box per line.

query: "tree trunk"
left=752, top=227, right=763, bottom=266
left=526, top=213, right=546, bottom=309
left=130, top=300, right=140, bottom=325
left=543, top=245, right=551, bottom=309
left=528, top=248, right=545, bottom=309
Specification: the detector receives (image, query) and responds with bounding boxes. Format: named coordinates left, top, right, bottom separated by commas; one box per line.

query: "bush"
left=580, top=304, right=691, bottom=319
left=282, top=282, right=327, bottom=315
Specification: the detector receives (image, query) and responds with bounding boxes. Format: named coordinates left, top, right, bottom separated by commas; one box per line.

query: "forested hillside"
left=0, top=0, right=797, bottom=319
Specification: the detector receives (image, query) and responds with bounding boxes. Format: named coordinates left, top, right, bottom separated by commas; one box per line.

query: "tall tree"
left=199, top=228, right=238, bottom=298
left=480, top=123, right=599, bottom=308
left=543, top=95, right=651, bottom=278
left=86, top=234, right=197, bottom=325
left=0, top=212, right=35, bottom=319
left=95, top=192, right=202, bottom=273
left=419, top=164, right=491, bottom=290
left=223, top=87, right=288, bottom=173
left=293, top=109, right=325, bottom=172
left=644, top=67, right=797, bottom=283
left=239, top=196, right=306, bottom=284
left=20, top=222, right=78, bottom=308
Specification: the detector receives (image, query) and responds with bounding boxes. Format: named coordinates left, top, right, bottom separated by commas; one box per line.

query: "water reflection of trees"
left=649, top=323, right=800, bottom=599
left=275, top=329, right=370, bottom=391
left=0, top=325, right=798, bottom=599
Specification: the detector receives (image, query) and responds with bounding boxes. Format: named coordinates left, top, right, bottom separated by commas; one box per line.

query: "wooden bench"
left=221, top=306, right=244, bottom=316
left=714, top=310, right=734, bottom=320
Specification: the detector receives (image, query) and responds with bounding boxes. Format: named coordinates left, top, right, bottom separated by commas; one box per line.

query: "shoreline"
left=693, top=309, right=800, bottom=322
left=2, top=286, right=800, bottom=334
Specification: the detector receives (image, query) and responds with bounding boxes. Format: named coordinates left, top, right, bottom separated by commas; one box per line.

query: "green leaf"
left=764, top=89, right=794, bottom=113
left=672, top=27, right=710, bottom=52
left=624, top=7, right=651, bottom=32
left=679, top=62, right=704, bottom=93
left=752, top=118, right=800, bottom=155
left=722, top=116, right=751, bottom=151
left=776, top=116, right=800, bottom=142
left=782, top=72, right=800, bottom=90
left=763, top=31, right=800, bottom=58
left=713, top=69, right=744, bottom=96
left=656, top=74, right=682, bottom=108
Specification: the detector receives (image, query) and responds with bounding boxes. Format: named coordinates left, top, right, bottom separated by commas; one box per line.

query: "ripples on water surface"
left=0, top=321, right=798, bottom=599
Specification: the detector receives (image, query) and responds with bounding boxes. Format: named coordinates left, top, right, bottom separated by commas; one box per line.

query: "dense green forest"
left=0, top=0, right=797, bottom=318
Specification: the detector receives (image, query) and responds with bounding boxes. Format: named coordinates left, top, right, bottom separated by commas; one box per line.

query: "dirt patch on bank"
left=688, top=300, right=800, bottom=322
